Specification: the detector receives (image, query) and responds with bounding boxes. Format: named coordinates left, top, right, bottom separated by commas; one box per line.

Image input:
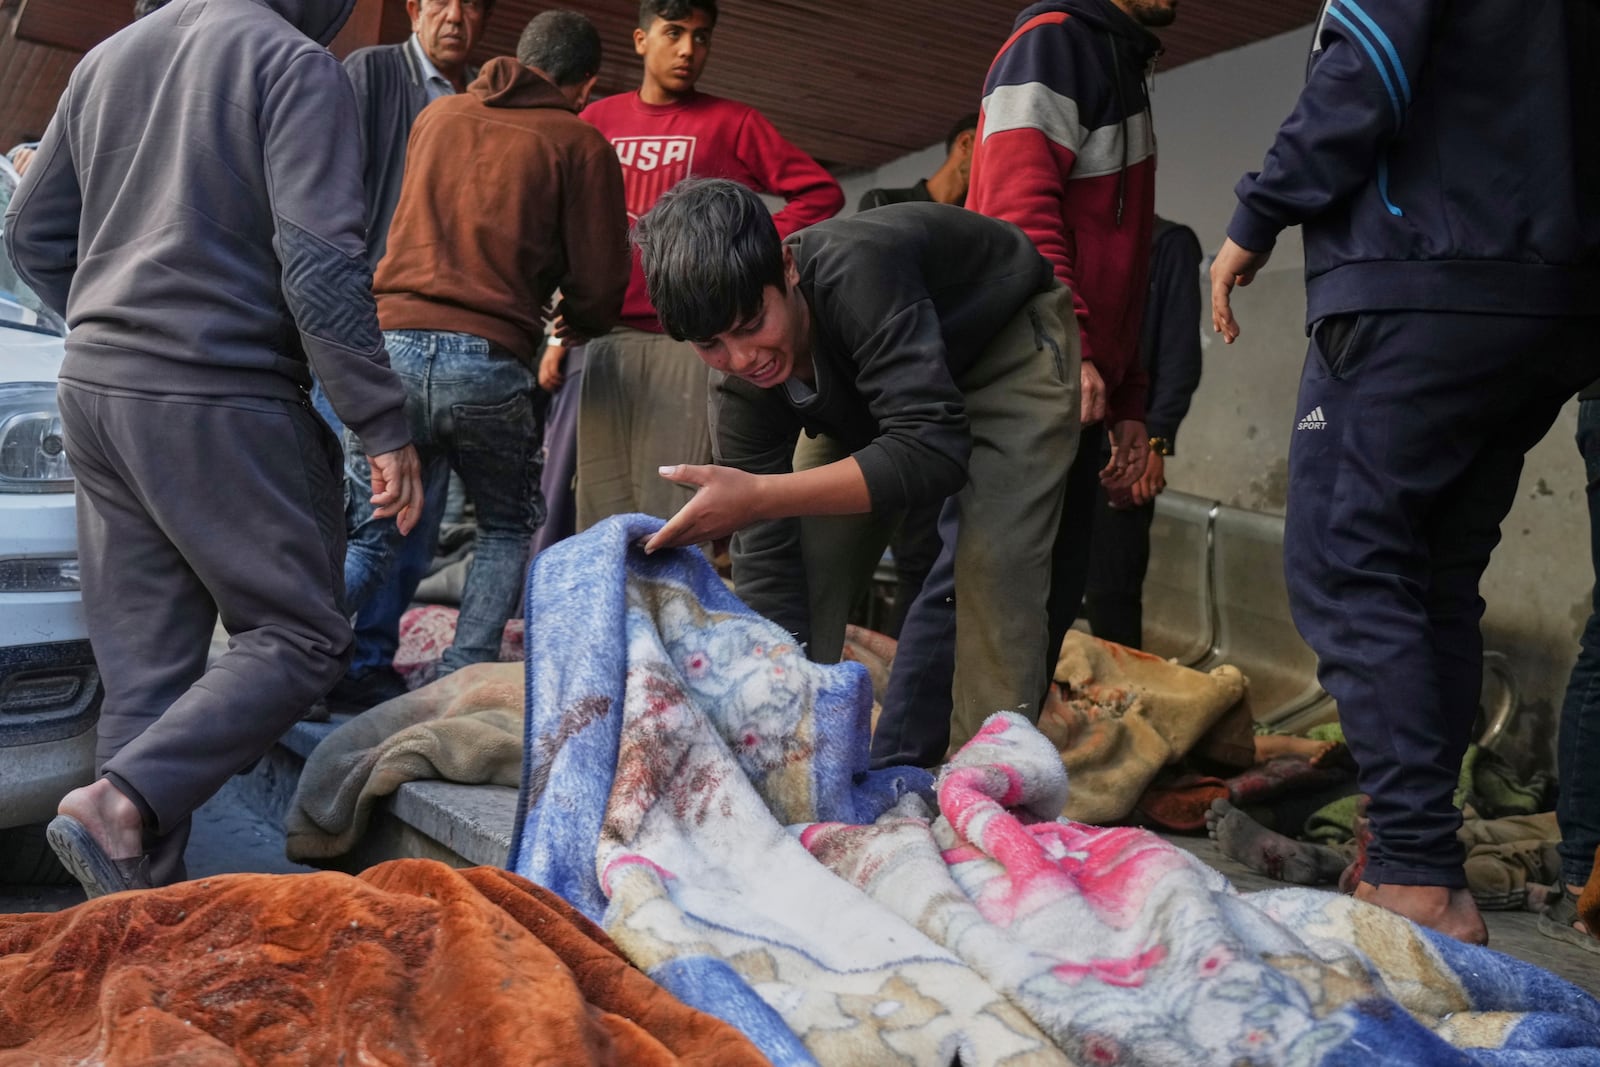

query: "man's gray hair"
left=516, top=10, right=603, bottom=87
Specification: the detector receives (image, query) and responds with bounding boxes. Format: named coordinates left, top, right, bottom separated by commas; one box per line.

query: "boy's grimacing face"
left=692, top=282, right=810, bottom=390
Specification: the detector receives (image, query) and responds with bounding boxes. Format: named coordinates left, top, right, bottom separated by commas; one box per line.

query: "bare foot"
left=1525, top=883, right=1556, bottom=913
left=57, top=778, right=144, bottom=861
left=1355, top=881, right=1488, bottom=945
left=1253, top=733, right=1338, bottom=765
left=1205, top=799, right=1346, bottom=885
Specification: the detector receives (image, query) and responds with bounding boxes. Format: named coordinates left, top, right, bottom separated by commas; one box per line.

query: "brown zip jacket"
left=375, top=56, right=628, bottom=360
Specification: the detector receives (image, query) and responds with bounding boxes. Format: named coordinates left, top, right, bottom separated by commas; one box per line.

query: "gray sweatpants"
left=58, top=379, right=351, bottom=884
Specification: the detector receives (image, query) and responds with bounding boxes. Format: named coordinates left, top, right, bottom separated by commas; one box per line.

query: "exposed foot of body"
left=1355, top=881, right=1488, bottom=945
left=1206, top=799, right=1345, bottom=885
left=57, top=778, right=145, bottom=862
left=1253, top=733, right=1344, bottom=767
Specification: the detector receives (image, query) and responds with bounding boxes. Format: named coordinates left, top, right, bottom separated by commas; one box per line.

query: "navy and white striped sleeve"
left=1228, top=0, right=1439, bottom=252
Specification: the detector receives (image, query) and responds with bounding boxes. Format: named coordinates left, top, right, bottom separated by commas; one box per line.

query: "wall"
left=1150, top=26, right=1588, bottom=763
left=840, top=25, right=1589, bottom=765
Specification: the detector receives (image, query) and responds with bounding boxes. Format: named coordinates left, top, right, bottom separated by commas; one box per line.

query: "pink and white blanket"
left=511, top=516, right=1600, bottom=1065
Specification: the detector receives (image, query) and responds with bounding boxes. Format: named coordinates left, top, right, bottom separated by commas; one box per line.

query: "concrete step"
left=238, top=717, right=519, bottom=874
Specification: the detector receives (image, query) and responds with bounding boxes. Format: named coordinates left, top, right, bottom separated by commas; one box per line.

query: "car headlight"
left=0, top=383, right=73, bottom=492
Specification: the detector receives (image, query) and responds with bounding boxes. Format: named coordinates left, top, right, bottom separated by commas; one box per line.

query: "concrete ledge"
left=240, top=718, right=519, bottom=873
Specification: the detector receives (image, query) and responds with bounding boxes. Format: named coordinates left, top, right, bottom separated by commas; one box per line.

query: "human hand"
left=1099, top=419, right=1150, bottom=492
left=538, top=343, right=566, bottom=392
left=1128, top=449, right=1165, bottom=506
left=1081, top=360, right=1107, bottom=426
left=643, top=464, right=767, bottom=553
left=11, top=146, right=34, bottom=175
left=368, top=444, right=424, bottom=536
left=548, top=309, right=586, bottom=345
left=1210, top=237, right=1272, bottom=344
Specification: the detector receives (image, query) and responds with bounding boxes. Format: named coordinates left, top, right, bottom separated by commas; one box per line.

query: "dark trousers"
left=1558, top=398, right=1600, bottom=889
left=1045, top=428, right=1110, bottom=673
left=871, top=426, right=1104, bottom=767
left=529, top=346, right=584, bottom=560
left=1083, top=489, right=1156, bottom=649
left=59, top=379, right=351, bottom=885
left=1284, top=310, right=1595, bottom=889
left=888, top=496, right=945, bottom=638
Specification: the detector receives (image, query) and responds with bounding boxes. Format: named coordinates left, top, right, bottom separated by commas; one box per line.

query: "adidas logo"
left=1296, top=405, right=1327, bottom=431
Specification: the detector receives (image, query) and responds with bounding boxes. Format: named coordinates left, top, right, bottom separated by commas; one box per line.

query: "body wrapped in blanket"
left=512, top=515, right=1600, bottom=1066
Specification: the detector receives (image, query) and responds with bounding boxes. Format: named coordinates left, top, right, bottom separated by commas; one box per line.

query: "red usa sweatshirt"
left=581, top=90, right=843, bottom=334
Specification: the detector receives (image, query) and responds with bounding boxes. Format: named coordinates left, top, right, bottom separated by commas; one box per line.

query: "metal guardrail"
left=1145, top=490, right=1518, bottom=747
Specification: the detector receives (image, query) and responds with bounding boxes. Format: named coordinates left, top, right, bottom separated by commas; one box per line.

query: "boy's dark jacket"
left=1230, top=0, right=1600, bottom=324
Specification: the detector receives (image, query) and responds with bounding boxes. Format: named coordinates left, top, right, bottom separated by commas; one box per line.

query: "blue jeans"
left=313, top=382, right=448, bottom=678
left=344, top=330, right=544, bottom=672
left=1559, top=397, right=1600, bottom=889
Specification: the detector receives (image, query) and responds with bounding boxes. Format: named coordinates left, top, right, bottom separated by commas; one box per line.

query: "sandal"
left=45, top=814, right=152, bottom=899
left=1537, top=889, right=1600, bottom=956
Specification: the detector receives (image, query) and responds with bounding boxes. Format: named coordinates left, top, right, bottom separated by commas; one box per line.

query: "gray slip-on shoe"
left=1536, top=891, right=1600, bottom=957
left=45, top=814, right=152, bottom=899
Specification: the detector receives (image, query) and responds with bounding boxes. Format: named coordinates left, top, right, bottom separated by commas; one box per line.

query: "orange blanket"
left=0, top=860, right=765, bottom=1066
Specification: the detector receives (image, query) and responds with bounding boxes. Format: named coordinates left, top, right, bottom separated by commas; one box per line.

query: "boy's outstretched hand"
left=644, top=464, right=766, bottom=553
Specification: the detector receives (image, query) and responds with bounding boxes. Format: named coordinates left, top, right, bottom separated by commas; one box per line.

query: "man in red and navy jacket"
left=876, top=0, right=1176, bottom=769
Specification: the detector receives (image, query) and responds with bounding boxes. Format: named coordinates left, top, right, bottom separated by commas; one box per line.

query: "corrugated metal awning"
left=1, top=0, right=1319, bottom=176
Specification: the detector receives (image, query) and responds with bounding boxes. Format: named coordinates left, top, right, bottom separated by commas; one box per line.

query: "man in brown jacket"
left=347, top=8, right=629, bottom=672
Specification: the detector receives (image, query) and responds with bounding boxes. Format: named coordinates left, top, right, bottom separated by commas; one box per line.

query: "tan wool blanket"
left=1038, top=631, right=1247, bottom=824
left=285, top=662, right=524, bottom=861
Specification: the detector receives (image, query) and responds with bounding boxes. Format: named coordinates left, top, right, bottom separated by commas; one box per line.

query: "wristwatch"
left=1148, top=436, right=1173, bottom=457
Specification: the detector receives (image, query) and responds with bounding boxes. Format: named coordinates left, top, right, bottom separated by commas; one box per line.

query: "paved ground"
left=4, top=781, right=1595, bottom=1000
left=0, top=777, right=312, bottom=915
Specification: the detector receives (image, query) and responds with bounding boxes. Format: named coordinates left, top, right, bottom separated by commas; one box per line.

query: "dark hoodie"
left=967, top=0, right=1160, bottom=427
left=1230, top=0, right=1600, bottom=324
left=3, top=0, right=410, bottom=454
left=373, top=56, right=629, bottom=360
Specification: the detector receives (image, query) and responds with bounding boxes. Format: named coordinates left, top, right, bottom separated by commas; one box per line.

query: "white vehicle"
left=0, top=155, right=98, bottom=880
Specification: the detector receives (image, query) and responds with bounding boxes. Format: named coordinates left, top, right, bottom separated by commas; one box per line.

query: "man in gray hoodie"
left=4, top=0, right=423, bottom=896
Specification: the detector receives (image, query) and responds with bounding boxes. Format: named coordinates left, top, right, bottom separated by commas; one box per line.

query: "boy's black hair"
left=633, top=178, right=784, bottom=344
left=638, top=0, right=718, bottom=31
left=517, top=10, right=602, bottom=86
left=946, top=112, right=980, bottom=152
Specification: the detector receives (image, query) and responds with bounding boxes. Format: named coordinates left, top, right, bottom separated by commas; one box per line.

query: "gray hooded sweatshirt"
left=3, top=0, right=409, bottom=454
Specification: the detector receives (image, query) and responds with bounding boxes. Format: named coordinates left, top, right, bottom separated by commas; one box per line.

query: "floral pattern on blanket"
left=511, top=515, right=1600, bottom=1066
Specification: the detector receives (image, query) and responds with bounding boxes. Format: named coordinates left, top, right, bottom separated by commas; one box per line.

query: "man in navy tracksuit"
left=1212, top=0, right=1600, bottom=943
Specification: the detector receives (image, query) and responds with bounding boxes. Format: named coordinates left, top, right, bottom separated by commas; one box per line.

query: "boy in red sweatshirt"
left=566, top=0, right=843, bottom=533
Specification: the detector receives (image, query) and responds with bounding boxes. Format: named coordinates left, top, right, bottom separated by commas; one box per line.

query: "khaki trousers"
left=576, top=327, right=712, bottom=530
left=798, top=284, right=1080, bottom=743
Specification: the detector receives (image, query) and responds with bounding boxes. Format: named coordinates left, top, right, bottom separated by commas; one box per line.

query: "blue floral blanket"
left=510, top=516, right=1600, bottom=1065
